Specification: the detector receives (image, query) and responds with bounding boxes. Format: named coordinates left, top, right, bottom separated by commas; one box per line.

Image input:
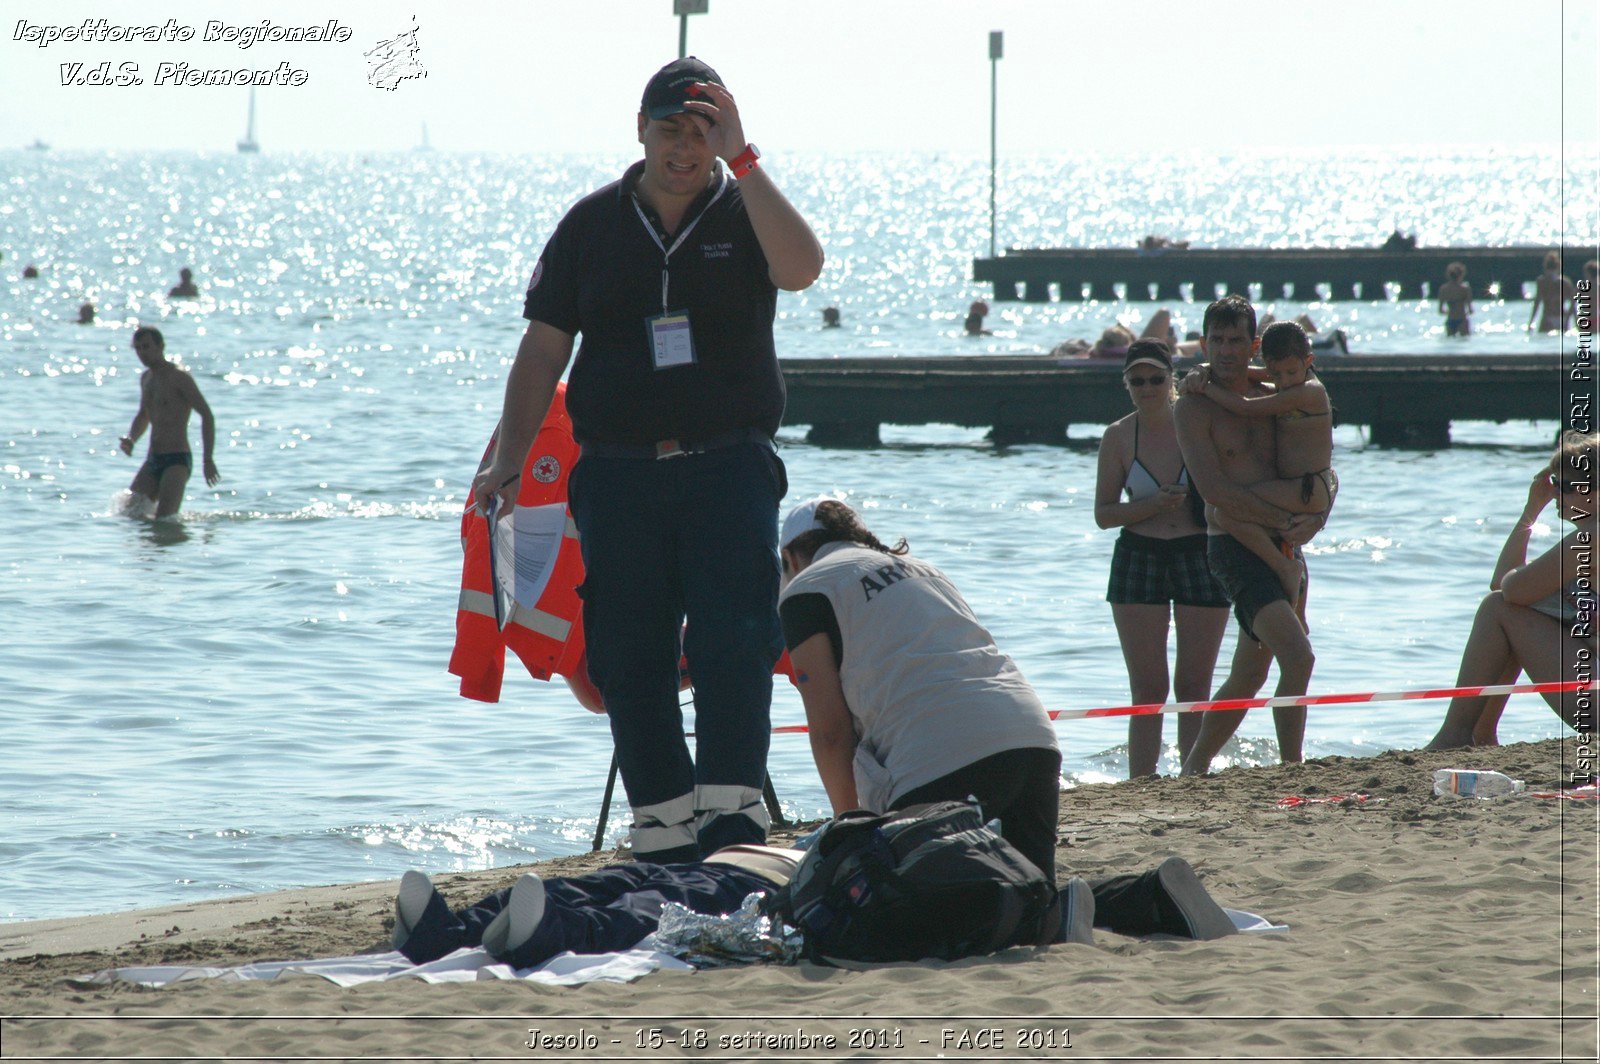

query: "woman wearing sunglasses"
left=1094, top=339, right=1230, bottom=776
left=1426, top=432, right=1598, bottom=748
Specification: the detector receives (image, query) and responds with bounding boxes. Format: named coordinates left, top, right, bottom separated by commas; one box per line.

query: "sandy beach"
left=2, top=738, right=1595, bottom=1061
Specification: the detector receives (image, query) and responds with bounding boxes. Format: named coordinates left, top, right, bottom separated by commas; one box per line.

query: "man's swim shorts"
left=1206, top=533, right=1298, bottom=641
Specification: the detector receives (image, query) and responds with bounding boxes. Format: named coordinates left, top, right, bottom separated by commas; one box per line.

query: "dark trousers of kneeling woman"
left=895, top=746, right=1223, bottom=938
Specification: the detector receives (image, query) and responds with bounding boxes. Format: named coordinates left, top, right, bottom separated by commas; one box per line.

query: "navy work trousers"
left=569, top=440, right=786, bottom=863
left=457, top=861, right=779, bottom=970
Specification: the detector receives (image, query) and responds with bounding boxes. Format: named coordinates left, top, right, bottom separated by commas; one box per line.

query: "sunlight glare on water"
left=0, top=146, right=1591, bottom=920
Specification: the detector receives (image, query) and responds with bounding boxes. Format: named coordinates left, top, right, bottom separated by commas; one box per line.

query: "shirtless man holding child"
left=1191, top=321, right=1336, bottom=598
left=1175, top=298, right=1327, bottom=774
left=119, top=327, right=219, bottom=518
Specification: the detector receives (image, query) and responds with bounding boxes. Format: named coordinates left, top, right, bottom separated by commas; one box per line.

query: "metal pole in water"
left=989, top=31, right=1003, bottom=259
left=674, top=0, right=708, bottom=59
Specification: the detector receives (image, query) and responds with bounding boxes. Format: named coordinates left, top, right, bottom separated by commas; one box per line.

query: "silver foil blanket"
left=653, top=892, right=804, bottom=968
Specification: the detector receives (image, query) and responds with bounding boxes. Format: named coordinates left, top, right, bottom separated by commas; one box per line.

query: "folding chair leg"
left=593, top=750, right=619, bottom=852
left=763, top=773, right=787, bottom=827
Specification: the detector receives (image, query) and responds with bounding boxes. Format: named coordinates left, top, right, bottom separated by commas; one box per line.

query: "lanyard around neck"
left=631, top=170, right=729, bottom=312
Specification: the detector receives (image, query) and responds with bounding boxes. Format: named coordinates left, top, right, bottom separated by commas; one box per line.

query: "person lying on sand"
left=391, top=845, right=1238, bottom=969
left=392, top=845, right=800, bottom=968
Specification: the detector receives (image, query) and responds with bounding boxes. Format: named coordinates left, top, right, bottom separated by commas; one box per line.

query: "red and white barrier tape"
left=1046, top=679, right=1597, bottom=723
left=769, top=680, right=1596, bottom=735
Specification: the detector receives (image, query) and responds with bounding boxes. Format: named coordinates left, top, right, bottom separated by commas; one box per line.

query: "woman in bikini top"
left=1094, top=340, right=1229, bottom=778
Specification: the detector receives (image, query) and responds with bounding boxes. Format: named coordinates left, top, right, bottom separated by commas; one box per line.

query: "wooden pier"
left=972, top=246, right=1592, bottom=304
left=780, top=354, right=1578, bottom=449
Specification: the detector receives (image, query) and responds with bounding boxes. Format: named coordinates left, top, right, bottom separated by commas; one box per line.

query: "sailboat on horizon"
left=237, top=88, right=260, bottom=153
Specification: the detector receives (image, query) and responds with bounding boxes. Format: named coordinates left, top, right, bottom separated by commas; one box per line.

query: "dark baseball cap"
left=641, top=56, right=725, bottom=121
left=1123, top=338, right=1174, bottom=373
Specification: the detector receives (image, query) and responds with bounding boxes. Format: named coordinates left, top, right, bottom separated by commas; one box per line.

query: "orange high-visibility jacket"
left=449, top=384, right=585, bottom=702
left=449, top=383, right=797, bottom=704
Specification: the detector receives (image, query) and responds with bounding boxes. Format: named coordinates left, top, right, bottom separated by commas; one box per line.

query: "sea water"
left=0, top=149, right=1592, bottom=921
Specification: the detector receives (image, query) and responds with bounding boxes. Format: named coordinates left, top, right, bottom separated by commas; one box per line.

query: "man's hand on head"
left=682, top=81, right=747, bottom=162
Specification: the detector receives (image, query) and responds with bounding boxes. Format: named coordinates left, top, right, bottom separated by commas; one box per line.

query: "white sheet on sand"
left=79, top=943, right=693, bottom=989
left=77, top=910, right=1285, bottom=989
left=1227, top=908, right=1288, bottom=934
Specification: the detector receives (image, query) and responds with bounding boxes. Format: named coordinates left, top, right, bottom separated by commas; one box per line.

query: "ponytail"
left=786, top=500, right=908, bottom=560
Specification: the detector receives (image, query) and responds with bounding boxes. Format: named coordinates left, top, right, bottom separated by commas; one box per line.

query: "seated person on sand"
left=1183, top=321, right=1336, bottom=598
left=167, top=267, right=199, bottom=299
left=964, top=300, right=993, bottom=336
left=1425, top=432, right=1597, bottom=749
left=1437, top=262, right=1473, bottom=337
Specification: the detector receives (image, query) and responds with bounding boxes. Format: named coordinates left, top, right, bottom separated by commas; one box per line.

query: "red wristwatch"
left=728, top=143, right=761, bottom=179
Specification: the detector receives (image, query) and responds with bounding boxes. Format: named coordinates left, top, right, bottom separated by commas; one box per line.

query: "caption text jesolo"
left=14, top=19, right=352, bottom=87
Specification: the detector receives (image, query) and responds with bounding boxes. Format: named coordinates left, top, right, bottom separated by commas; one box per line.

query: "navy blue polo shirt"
left=523, top=160, right=782, bottom=446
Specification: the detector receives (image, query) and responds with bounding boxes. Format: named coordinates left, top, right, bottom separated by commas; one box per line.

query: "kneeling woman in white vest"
left=778, top=498, right=1062, bottom=882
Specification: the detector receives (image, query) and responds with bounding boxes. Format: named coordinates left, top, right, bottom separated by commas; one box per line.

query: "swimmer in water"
left=118, top=327, right=219, bottom=518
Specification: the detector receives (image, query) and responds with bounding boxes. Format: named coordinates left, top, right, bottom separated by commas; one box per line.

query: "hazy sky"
left=1, top=0, right=1596, bottom=153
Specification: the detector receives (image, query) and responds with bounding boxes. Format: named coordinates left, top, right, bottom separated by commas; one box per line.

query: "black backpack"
left=764, top=801, right=1060, bottom=964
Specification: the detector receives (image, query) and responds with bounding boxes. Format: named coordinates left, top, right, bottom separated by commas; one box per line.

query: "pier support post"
left=1370, top=420, right=1451, bottom=449
left=805, top=421, right=882, bottom=448
left=1022, top=281, right=1050, bottom=303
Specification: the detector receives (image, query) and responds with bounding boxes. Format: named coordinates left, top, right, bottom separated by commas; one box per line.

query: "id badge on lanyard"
left=647, top=311, right=696, bottom=369
left=633, top=175, right=726, bottom=372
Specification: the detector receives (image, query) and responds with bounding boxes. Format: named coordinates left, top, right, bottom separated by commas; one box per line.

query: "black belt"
left=580, top=427, right=772, bottom=461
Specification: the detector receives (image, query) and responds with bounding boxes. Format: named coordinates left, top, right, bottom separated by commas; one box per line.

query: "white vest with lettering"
left=780, top=541, right=1058, bottom=810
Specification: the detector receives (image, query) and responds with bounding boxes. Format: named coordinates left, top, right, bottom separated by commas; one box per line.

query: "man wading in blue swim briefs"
left=471, top=58, right=823, bottom=863
left=1174, top=296, right=1326, bottom=774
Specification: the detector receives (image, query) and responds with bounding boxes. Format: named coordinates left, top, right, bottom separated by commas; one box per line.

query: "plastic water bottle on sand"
left=1433, top=768, right=1526, bottom=798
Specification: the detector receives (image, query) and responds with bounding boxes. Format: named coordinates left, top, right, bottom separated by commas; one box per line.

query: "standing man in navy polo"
left=472, top=58, right=823, bottom=863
